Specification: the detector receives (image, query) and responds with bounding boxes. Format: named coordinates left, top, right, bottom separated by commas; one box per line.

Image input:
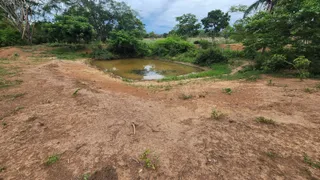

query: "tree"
left=242, top=0, right=320, bottom=74
left=175, top=13, right=201, bottom=37
left=201, top=10, right=230, bottom=43
left=244, top=0, right=279, bottom=17
left=0, top=0, right=41, bottom=43
left=46, top=15, right=94, bottom=43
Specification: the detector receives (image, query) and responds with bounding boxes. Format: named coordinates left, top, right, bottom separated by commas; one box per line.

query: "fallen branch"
left=131, top=122, right=136, bottom=135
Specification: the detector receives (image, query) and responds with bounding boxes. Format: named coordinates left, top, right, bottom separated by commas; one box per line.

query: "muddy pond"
left=92, top=59, right=203, bottom=80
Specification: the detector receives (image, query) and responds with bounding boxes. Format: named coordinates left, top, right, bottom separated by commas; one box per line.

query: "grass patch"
left=304, top=88, right=316, bottom=94
left=267, top=79, right=275, bottom=86
left=49, top=46, right=90, bottom=60
left=140, top=149, right=159, bottom=170
left=265, top=151, right=277, bottom=159
left=45, top=155, right=60, bottom=166
left=73, top=88, right=81, bottom=96
left=303, top=154, right=320, bottom=169
left=256, top=117, right=276, bottom=125
left=0, top=93, right=25, bottom=101
left=0, top=79, right=23, bottom=89
left=315, top=83, right=320, bottom=89
left=211, top=108, right=225, bottom=120
left=222, top=88, right=232, bottom=95
left=160, top=63, right=231, bottom=81
left=0, top=166, right=6, bottom=172
left=2, top=122, right=7, bottom=127
left=179, top=94, right=193, bottom=100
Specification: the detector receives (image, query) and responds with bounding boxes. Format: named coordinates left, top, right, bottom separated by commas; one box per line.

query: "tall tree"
left=0, top=0, right=41, bottom=42
left=175, top=13, right=201, bottom=37
left=244, top=0, right=278, bottom=17
left=201, top=10, right=230, bottom=43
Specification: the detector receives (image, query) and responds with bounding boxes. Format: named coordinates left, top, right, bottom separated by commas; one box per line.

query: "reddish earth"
left=219, top=44, right=244, bottom=51
left=0, top=46, right=320, bottom=180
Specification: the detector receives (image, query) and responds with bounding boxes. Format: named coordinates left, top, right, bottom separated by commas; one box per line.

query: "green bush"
left=195, top=48, right=228, bottom=66
left=152, top=36, right=195, bottom=57
left=92, top=49, right=117, bottom=60
left=0, top=28, right=24, bottom=47
left=262, top=54, right=287, bottom=72
left=108, top=30, right=150, bottom=57
left=198, top=40, right=211, bottom=49
left=222, top=49, right=245, bottom=59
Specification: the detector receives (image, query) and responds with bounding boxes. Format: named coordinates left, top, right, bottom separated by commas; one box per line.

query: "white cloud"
left=122, top=0, right=257, bottom=33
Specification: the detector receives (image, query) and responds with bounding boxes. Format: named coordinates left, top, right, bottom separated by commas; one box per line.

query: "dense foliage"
left=151, top=36, right=195, bottom=57
left=46, top=15, right=94, bottom=43
left=174, top=14, right=201, bottom=37
left=195, top=48, right=228, bottom=66
left=237, top=0, right=320, bottom=74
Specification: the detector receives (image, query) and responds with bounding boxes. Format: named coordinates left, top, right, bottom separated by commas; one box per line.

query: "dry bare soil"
left=0, top=46, right=320, bottom=180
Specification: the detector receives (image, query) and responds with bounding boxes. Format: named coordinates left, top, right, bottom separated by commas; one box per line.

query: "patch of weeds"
left=179, top=94, right=193, bottom=100
left=2, top=122, right=7, bottom=127
left=122, top=78, right=133, bottom=83
left=211, top=108, right=225, bottom=120
left=45, top=155, right=60, bottom=166
left=14, top=106, right=24, bottom=113
left=303, top=154, right=320, bottom=169
left=140, top=149, right=159, bottom=170
left=73, top=88, right=81, bottom=96
left=222, top=88, right=232, bottom=95
left=0, top=93, right=25, bottom=101
left=315, top=83, right=320, bottom=89
left=245, top=75, right=259, bottom=82
left=83, top=173, right=90, bottom=180
left=304, top=88, right=316, bottom=94
left=0, top=79, right=23, bottom=89
left=256, top=117, right=276, bottom=125
left=0, top=166, right=6, bottom=172
left=265, top=151, right=277, bottom=159
left=267, top=79, right=275, bottom=86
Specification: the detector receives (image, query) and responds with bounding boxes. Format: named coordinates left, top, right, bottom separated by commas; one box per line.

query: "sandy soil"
left=0, top=46, right=320, bottom=180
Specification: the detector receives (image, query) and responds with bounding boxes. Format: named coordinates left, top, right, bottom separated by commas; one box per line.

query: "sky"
left=122, top=0, right=257, bottom=34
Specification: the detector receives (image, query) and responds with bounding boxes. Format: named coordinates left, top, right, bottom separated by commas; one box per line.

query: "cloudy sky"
left=122, top=0, right=256, bottom=33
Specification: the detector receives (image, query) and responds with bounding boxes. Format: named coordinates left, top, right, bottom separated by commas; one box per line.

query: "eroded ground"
left=0, top=46, right=320, bottom=180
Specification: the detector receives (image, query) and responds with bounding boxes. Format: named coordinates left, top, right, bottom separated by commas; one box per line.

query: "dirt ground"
left=0, top=46, right=320, bottom=180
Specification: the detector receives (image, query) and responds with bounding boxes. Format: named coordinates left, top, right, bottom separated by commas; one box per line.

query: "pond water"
left=92, top=59, right=203, bottom=80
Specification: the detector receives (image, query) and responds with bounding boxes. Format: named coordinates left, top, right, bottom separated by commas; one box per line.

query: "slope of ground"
left=0, top=46, right=319, bottom=180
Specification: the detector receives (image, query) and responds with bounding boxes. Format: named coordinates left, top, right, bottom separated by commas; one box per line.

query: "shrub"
left=195, top=48, right=228, bottom=66
left=198, top=39, right=211, bottom=49
left=222, top=49, right=245, bottom=59
left=0, top=27, right=24, bottom=47
left=152, top=36, right=194, bottom=57
left=108, top=30, right=149, bottom=57
left=262, top=54, right=287, bottom=72
left=92, top=49, right=117, bottom=60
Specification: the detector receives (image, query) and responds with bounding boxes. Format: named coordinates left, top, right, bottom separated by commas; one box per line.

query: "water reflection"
left=92, top=59, right=202, bottom=80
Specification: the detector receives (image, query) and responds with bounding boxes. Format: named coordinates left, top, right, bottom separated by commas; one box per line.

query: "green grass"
left=0, top=79, right=23, bottom=89
left=265, top=151, right=277, bottom=159
left=303, top=154, right=320, bottom=169
left=222, top=88, right=232, bottom=95
left=315, top=83, right=320, bottom=89
left=0, top=166, right=6, bottom=172
left=45, top=155, right=60, bottom=166
left=211, top=108, right=225, bottom=120
left=50, top=47, right=90, bottom=60
left=160, top=63, right=231, bottom=81
left=256, top=117, right=276, bottom=125
left=0, top=93, right=25, bottom=101
left=73, top=88, right=81, bottom=96
left=140, top=149, right=159, bottom=170
left=179, top=94, right=193, bottom=100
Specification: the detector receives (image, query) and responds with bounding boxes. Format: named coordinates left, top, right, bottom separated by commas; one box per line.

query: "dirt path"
left=0, top=47, right=320, bottom=180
